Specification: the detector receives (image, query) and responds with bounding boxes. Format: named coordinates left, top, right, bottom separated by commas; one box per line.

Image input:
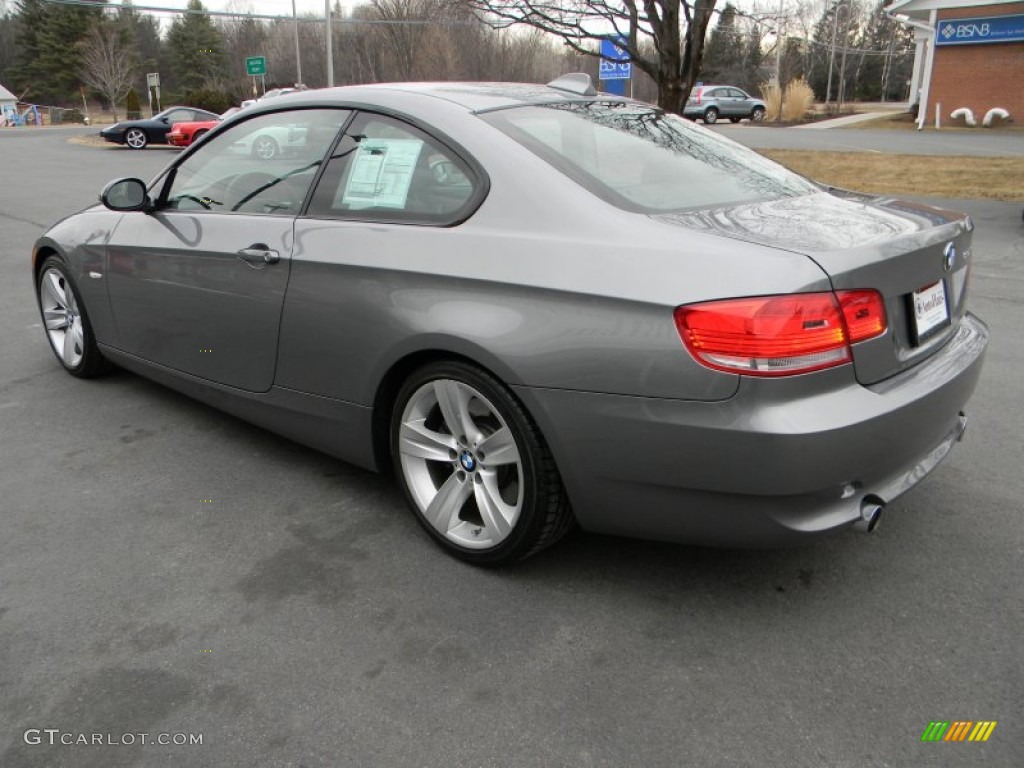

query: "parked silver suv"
left=684, top=85, right=766, bottom=124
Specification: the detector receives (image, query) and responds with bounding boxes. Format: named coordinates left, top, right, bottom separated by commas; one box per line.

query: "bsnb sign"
left=936, top=14, right=1024, bottom=46
left=599, top=37, right=631, bottom=81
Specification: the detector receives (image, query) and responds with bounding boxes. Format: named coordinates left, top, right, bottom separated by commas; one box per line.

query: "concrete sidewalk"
left=795, top=108, right=906, bottom=130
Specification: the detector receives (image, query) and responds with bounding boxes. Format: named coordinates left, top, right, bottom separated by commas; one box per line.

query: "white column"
left=916, top=10, right=939, bottom=130
left=909, top=30, right=929, bottom=107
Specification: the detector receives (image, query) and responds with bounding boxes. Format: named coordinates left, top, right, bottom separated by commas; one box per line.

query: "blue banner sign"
left=936, top=14, right=1024, bottom=46
left=599, top=37, right=632, bottom=81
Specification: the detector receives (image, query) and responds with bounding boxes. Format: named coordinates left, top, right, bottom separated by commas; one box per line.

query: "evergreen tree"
left=0, top=1, right=18, bottom=87
left=701, top=3, right=739, bottom=83
left=166, top=0, right=226, bottom=92
left=855, top=1, right=914, bottom=101
left=125, top=85, right=141, bottom=118
left=9, top=0, right=107, bottom=104
left=810, top=0, right=859, bottom=102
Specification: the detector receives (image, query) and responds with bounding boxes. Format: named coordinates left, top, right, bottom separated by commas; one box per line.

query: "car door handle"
left=236, top=244, right=280, bottom=266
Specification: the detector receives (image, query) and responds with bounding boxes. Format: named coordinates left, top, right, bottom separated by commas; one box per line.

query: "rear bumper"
left=514, top=313, right=988, bottom=547
left=167, top=134, right=188, bottom=146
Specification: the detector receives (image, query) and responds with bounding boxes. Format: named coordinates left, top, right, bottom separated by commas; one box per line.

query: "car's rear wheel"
left=36, top=256, right=110, bottom=378
left=124, top=128, right=147, bottom=149
left=751, top=106, right=766, bottom=122
left=391, top=361, right=573, bottom=565
left=252, top=135, right=278, bottom=160
left=703, top=107, right=719, bottom=124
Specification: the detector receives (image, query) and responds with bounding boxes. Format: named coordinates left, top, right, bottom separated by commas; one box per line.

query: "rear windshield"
left=481, top=102, right=816, bottom=213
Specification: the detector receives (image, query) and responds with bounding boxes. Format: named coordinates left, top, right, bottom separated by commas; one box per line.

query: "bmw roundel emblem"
left=459, top=451, right=477, bottom=472
left=943, top=242, right=956, bottom=273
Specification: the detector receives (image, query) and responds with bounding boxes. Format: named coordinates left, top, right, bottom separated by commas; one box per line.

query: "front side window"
left=161, top=108, right=349, bottom=216
left=305, top=112, right=481, bottom=225
left=482, top=102, right=817, bottom=213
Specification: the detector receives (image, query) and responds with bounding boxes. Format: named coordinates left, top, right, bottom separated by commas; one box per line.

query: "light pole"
left=325, top=0, right=334, bottom=87
left=292, top=0, right=303, bottom=86
left=825, top=0, right=847, bottom=109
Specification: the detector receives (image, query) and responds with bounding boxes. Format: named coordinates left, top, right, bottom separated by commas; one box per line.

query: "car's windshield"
left=482, top=102, right=816, bottom=213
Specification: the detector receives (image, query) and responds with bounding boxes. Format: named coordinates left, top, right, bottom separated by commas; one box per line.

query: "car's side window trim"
left=295, top=109, right=358, bottom=217
left=300, top=109, right=490, bottom=227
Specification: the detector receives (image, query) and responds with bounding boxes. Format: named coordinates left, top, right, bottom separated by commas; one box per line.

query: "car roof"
left=240, top=81, right=632, bottom=118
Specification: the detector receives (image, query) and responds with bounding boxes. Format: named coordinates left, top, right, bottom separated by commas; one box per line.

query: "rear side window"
left=481, top=102, right=816, bottom=213
left=305, top=113, right=482, bottom=225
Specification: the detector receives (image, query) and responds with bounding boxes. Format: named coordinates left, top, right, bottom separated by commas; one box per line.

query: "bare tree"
left=466, top=0, right=718, bottom=112
left=79, top=22, right=136, bottom=121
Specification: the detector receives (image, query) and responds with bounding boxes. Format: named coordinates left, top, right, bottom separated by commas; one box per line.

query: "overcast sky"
left=124, top=0, right=771, bottom=25
left=127, top=1, right=355, bottom=22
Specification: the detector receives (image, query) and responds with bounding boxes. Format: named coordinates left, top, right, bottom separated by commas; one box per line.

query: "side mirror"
left=160, top=116, right=169, bottom=123
left=100, top=178, right=151, bottom=212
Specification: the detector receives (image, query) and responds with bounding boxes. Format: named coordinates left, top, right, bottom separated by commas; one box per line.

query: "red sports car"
left=167, top=107, right=239, bottom=147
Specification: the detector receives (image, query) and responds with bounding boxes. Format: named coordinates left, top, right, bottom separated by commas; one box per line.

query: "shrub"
left=761, top=82, right=782, bottom=122
left=183, top=88, right=233, bottom=115
left=782, top=79, right=815, bottom=123
left=125, top=88, right=142, bottom=120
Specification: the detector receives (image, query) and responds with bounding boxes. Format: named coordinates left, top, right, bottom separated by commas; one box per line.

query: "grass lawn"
left=757, top=149, right=1024, bottom=202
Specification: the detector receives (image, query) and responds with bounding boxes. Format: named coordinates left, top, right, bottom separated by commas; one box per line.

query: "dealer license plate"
left=911, top=280, right=949, bottom=343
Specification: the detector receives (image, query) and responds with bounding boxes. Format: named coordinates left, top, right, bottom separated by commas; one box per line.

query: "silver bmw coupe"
left=32, top=75, right=988, bottom=564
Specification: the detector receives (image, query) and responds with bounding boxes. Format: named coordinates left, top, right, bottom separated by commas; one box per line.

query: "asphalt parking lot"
left=1, top=126, right=1021, bottom=767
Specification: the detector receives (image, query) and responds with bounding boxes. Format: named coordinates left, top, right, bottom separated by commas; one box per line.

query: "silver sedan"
left=32, top=75, right=987, bottom=564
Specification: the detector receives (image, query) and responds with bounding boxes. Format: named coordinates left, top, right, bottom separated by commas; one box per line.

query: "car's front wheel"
left=703, top=107, right=719, bottom=124
left=124, top=128, right=148, bottom=149
left=751, top=106, right=766, bottom=122
left=391, top=361, right=573, bottom=565
left=36, top=256, right=110, bottom=378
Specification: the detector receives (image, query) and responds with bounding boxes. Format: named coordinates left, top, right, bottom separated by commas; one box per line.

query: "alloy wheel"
left=39, top=267, right=85, bottom=369
left=253, top=136, right=278, bottom=160
left=397, top=378, right=524, bottom=549
left=125, top=128, right=147, bottom=149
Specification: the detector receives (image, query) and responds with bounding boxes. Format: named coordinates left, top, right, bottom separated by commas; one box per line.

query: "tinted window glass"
left=482, top=102, right=816, bottom=213
left=306, top=113, right=479, bottom=224
left=163, top=109, right=349, bottom=216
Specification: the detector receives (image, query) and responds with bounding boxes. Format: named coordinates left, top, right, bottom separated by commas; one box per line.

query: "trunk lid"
left=653, top=190, right=974, bottom=385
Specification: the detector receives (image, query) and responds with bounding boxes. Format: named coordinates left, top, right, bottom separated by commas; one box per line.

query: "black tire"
left=35, top=255, right=111, bottom=378
left=703, top=107, right=719, bottom=124
left=729, top=117, right=741, bottom=124
left=390, top=360, right=574, bottom=566
left=124, top=127, right=148, bottom=149
left=251, top=135, right=279, bottom=160
left=751, top=106, right=766, bottom=122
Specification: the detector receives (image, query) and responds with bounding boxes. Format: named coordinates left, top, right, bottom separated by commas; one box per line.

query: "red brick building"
left=889, top=0, right=1024, bottom=126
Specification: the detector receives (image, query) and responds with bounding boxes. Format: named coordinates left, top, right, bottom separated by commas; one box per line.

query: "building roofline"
left=888, top=0, right=1018, bottom=20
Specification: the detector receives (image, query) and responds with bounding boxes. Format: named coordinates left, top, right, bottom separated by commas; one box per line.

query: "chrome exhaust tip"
left=854, top=498, right=884, bottom=533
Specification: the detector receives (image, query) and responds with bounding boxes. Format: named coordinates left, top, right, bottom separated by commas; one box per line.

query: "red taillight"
left=837, top=290, right=887, bottom=343
left=694, top=88, right=703, bottom=105
left=674, top=290, right=887, bottom=377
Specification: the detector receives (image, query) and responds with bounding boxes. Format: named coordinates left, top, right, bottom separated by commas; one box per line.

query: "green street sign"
left=246, top=56, right=266, bottom=76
